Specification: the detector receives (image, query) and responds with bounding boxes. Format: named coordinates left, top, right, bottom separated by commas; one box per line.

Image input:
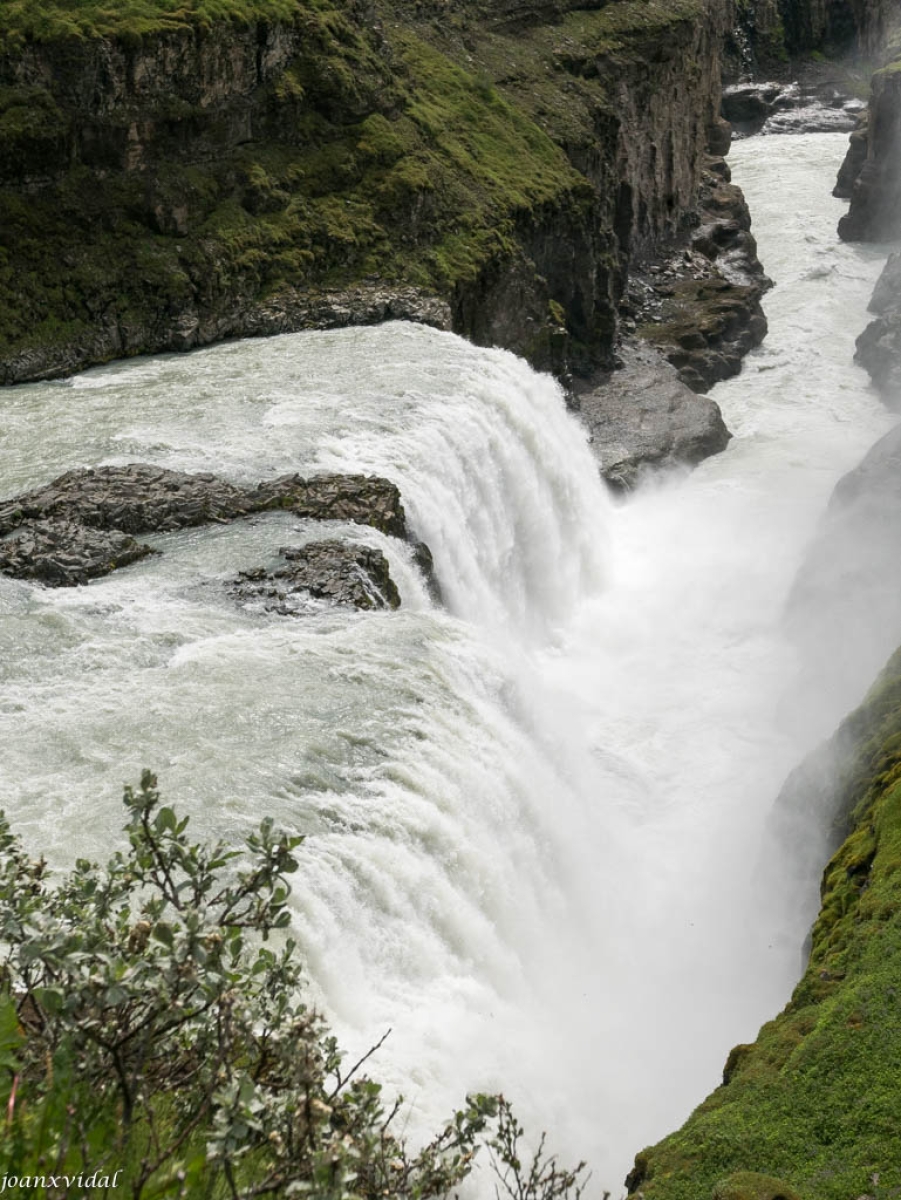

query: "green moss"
left=629, top=646, right=901, bottom=1200
left=0, top=0, right=302, bottom=47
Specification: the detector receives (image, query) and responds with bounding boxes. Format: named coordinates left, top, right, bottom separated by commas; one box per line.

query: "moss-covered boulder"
left=711, top=1172, right=802, bottom=1200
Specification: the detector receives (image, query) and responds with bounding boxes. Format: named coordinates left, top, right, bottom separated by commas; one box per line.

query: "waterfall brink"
left=0, top=134, right=898, bottom=1192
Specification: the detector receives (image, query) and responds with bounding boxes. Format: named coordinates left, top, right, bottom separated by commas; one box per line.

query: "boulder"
left=577, top=345, right=731, bottom=489
left=232, top=541, right=400, bottom=613
left=251, top=474, right=407, bottom=538
left=0, top=464, right=407, bottom=540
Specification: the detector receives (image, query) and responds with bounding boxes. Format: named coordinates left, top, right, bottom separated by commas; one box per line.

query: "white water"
left=0, top=132, right=897, bottom=1190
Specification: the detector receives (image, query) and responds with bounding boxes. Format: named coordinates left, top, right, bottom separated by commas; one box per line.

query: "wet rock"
left=855, top=310, right=901, bottom=401
left=628, top=159, right=770, bottom=393
left=232, top=540, right=400, bottom=613
left=833, top=111, right=869, bottom=198
left=0, top=464, right=252, bottom=536
left=868, top=250, right=901, bottom=315
left=0, top=519, right=154, bottom=586
left=786, top=421, right=901, bottom=724
left=839, top=63, right=901, bottom=242
left=855, top=253, right=901, bottom=401
left=0, top=464, right=409, bottom=586
left=723, top=80, right=862, bottom=138
left=577, top=344, right=731, bottom=489
left=721, top=82, right=782, bottom=132
left=0, top=464, right=407, bottom=541
left=251, top=474, right=406, bottom=539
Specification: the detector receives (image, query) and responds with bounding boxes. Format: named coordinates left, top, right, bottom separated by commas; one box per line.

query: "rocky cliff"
left=0, top=0, right=736, bottom=384
left=838, top=53, right=901, bottom=241
left=729, top=0, right=895, bottom=74
left=625, top=638, right=901, bottom=1200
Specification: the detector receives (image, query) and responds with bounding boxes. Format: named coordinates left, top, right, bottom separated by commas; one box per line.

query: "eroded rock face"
left=576, top=344, right=730, bottom=489
left=232, top=541, right=401, bottom=613
left=785, top=421, right=901, bottom=726
left=0, top=465, right=410, bottom=591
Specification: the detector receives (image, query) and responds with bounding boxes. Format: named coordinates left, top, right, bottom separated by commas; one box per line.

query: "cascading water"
left=0, top=130, right=897, bottom=1190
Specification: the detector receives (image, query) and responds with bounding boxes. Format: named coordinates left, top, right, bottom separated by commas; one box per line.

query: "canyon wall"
left=0, top=0, right=734, bottom=384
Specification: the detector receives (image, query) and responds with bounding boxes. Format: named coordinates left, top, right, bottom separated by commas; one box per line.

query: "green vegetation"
left=0, top=0, right=603, bottom=375
left=0, top=771, right=588, bottom=1199
left=0, top=0, right=302, bottom=47
left=627, top=646, right=901, bottom=1200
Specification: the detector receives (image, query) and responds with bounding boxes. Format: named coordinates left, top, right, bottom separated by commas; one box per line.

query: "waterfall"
left=0, top=132, right=897, bottom=1190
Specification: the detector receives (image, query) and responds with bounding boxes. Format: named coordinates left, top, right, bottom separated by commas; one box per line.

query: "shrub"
left=0, top=772, right=589, bottom=1199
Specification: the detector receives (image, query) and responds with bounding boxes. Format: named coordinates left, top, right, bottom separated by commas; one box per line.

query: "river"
left=0, top=131, right=896, bottom=1190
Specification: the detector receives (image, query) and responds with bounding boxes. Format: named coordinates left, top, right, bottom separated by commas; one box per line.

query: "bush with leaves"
left=0, top=772, right=591, bottom=1200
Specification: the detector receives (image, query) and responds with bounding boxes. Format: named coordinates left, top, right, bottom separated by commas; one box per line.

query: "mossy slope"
left=627, top=646, right=901, bottom=1200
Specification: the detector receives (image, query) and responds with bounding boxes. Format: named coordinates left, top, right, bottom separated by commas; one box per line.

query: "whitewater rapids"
left=0, top=131, right=896, bottom=1189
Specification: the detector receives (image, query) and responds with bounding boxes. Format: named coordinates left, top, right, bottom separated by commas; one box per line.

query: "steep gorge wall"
left=730, top=0, right=893, bottom=75
left=0, top=0, right=733, bottom=384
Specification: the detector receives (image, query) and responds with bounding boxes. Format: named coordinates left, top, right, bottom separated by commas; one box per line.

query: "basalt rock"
left=0, top=464, right=253, bottom=536
left=0, top=465, right=407, bottom=541
left=250, top=474, right=407, bottom=539
left=232, top=541, right=401, bottom=614
left=838, top=59, right=901, bottom=243
left=833, top=111, right=869, bottom=197
left=0, top=519, right=154, bottom=586
left=855, top=252, right=901, bottom=400
left=0, top=464, right=410, bottom=586
left=0, top=0, right=743, bottom=384
left=576, top=344, right=731, bottom=490
left=632, top=159, right=770, bottom=394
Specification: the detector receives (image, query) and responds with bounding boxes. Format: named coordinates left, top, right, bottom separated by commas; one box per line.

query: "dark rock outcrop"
left=576, top=345, right=731, bottom=490
left=855, top=252, right=901, bottom=400
left=724, top=80, right=863, bottom=139
left=632, top=159, right=770, bottom=394
left=838, top=60, right=901, bottom=243
left=232, top=541, right=400, bottom=613
left=833, top=110, right=869, bottom=197
left=0, top=464, right=410, bottom=587
left=0, top=465, right=407, bottom=540
left=0, top=520, right=154, bottom=586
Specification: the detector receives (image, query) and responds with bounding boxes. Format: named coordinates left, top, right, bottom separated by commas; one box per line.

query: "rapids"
left=0, top=131, right=897, bottom=1189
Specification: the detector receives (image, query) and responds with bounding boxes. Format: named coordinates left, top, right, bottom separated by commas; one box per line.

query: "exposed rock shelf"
left=577, top=344, right=730, bottom=490
left=0, top=464, right=410, bottom=605
left=232, top=542, right=401, bottom=614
